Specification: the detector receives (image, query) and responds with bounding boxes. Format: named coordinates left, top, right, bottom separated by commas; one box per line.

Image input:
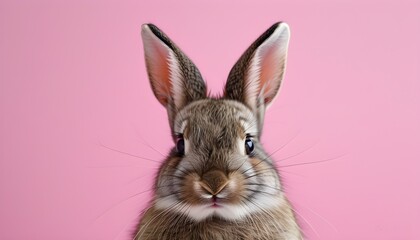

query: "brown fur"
left=136, top=23, right=302, bottom=239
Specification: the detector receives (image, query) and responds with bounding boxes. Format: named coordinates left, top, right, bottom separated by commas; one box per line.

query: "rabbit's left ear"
left=224, top=22, right=290, bottom=130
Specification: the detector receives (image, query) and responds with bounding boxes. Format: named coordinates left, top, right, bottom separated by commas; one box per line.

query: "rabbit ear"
left=224, top=22, right=290, bottom=129
left=141, top=24, right=207, bottom=126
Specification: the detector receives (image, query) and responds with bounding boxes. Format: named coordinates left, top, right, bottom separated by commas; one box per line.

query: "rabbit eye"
left=176, top=137, right=185, bottom=155
left=245, top=137, right=254, bottom=155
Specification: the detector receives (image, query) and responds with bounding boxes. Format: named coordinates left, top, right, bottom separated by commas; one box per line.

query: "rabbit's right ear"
left=141, top=24, right=207, bottom=128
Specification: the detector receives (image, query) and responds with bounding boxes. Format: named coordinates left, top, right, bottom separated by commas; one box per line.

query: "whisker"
left=280, top=154, right=347, bottom=168
left=292, top=207, right=320, bottom=239
left=240, top=130, right=301, bottom=176
left=300, top=203, right=338, bottom=233
left=98, top=141, right=161, bottom=163
left=112, top=209, right=145, bottom=240
left=244, top=183, right=282, bottom=191
left=245, top=197, right=286, bottom=235
left=86, top=164, right=158, bottom=169
left=92, top=188, right=155, bottom=223
left=243, top=168, right=275, bottom=180
left=159, top=189, right=190, bottom=199
left=124, top=171, right=157, bottom=186
left=135, top=133, right=166, bottom=157
left=135, top=202, right=181, bottom=240
left=277, top=169, right=306, bottom=177
left=244, top=188, right=277, bottom=196
left=275, top=141, right=318, bottom=163
left=265, top=129, right=302, bottom=156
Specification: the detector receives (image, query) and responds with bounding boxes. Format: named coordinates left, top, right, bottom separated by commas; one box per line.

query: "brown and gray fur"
left=135, top=22, right=302, bottom=239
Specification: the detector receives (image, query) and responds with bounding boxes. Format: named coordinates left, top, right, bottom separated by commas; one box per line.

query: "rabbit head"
left=141, top=22, right=291, bottom=222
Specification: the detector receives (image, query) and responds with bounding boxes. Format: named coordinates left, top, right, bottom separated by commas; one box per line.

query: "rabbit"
left=134, top=22, right=302, bottom=240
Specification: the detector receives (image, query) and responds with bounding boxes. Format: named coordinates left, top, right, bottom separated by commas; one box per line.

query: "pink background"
left=1, top=0, right=419, bottom=239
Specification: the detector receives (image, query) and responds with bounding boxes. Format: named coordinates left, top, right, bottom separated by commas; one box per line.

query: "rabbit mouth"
left=202, top=195, right=224, bottom=209
left=155, top=193, right=283, bottom=223
left=211, top=196, right=221, bottom=208
left=197, top=194, right=228, bottom=209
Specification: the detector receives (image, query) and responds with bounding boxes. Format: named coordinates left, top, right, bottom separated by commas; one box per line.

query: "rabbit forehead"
left=174, top=99, right=257, bottom=139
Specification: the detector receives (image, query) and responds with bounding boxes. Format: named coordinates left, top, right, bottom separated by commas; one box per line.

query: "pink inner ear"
left=258, top=43, right=284, bottom=104
left=142, top=25, right=178, bottom=106
left=151, top=40, right=172, bottom=105
left=260, top=48, right=276, bottom=98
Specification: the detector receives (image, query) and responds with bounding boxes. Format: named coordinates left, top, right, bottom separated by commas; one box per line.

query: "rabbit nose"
left=199, top=170, right=229, bottom=195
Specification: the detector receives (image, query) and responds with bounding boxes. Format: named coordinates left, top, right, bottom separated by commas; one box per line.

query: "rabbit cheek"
left=178, top=173, right=203, bottom=205
left=226, top=171, right=247, bottom=204
left=249, top=157, right=280, bottom=194
left=155, top=156, right=182, bottom=193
